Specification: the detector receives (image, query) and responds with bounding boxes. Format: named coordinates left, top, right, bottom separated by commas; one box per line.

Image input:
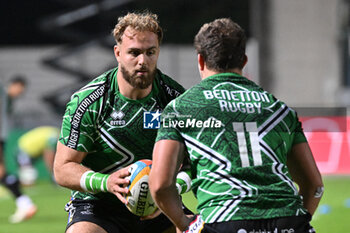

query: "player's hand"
left=140, top=208, right=161, bottom=220
left=107, top=165, right=131, bottom=204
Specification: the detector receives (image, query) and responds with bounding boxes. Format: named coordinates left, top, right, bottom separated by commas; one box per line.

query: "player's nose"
left=137, top=54, right=146, bottom=66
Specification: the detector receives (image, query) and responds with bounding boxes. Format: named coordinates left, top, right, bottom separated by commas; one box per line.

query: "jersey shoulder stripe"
left=64, top=71, right=113, bottom=150
left=67, top=83, right=107, bottom=149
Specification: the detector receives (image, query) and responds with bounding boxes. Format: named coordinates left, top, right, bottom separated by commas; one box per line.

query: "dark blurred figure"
left=0, top=75, right=37, bottom=223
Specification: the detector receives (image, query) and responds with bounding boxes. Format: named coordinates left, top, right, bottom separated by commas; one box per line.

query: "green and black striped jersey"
left=156, top=72, right=308, bottom=223
left=59, top=67, right=185, bottom=204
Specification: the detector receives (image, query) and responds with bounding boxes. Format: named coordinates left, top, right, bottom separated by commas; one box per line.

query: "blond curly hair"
left=112, top=12, right=163, bottom=44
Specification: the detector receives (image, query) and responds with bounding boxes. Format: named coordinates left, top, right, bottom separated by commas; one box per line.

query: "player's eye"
left=129, top=50, right=140, bottom=56
left=146, top=50, right=156, bottom=56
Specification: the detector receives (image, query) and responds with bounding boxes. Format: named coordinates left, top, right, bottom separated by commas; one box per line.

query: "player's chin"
left=133, top=79, right=152, bottom=89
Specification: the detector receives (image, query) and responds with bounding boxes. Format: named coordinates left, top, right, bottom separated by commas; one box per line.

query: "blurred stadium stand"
left=0, top=0, right=249, bottom=128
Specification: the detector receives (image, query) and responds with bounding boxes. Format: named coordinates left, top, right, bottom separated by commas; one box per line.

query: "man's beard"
left=120, top=65, right=156, bottom=89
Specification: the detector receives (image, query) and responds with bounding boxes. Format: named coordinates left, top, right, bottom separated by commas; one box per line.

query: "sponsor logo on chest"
left=110, top=110, right=126, bottom=126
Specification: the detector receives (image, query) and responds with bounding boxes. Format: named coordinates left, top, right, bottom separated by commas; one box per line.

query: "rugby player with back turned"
left=149, top=18, right=324, bottom=233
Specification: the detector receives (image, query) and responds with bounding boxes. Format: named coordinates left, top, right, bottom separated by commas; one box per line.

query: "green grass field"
left=0, top=181, right=70, bottom=233
left=0, top=176, right=349, bottom=233
left=311, top=176, right=350, bottom=232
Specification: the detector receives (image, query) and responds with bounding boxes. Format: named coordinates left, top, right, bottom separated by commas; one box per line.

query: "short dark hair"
left=194, top=18, right=246, bottom=71
left=10, top=75, right=27, bottom=86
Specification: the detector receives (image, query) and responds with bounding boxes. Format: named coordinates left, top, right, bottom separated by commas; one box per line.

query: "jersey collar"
left=206, top=72, right=245, bottom=80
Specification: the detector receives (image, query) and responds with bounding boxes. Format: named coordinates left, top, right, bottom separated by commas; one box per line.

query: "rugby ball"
left=125, top=159, right=158, bottom=216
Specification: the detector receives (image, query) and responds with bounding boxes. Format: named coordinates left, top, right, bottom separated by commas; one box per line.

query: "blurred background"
left=0, top=0, right=349, bottom=232
left=1, top=0, right=348, bottom=126
left=1, top=0, right=349, bottom=173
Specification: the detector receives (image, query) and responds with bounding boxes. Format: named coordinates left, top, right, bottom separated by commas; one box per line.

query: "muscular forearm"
left=151, top=185, right=190, bottom=231
left=53, top=142, right=91, bottom=191
left=150, top=140, right=189, bottom=229
left=54, top=142, right=130, bottom=205
left=287, top=142, right=323, bottom=216
left=299, top=186, right=323, bottom=215
left=54, top=160, right=90, bottom=191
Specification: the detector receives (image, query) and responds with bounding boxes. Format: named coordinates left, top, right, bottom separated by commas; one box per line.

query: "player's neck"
left=117, top=74, right=152, bottom=100
left=201, top=67, right=242, bottom=80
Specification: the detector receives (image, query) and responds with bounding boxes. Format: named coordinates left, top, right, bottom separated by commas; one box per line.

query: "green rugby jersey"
left=156, top=73, right=308, bottom=223
left=59, top=67, right=185, bottom=204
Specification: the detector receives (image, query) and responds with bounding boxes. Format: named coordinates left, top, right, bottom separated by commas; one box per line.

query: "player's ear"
left=197, top=54, right=205, bottom=71
left=114, top=45, right=121, bottom=62
left=242, top=54, right=248, bottom=68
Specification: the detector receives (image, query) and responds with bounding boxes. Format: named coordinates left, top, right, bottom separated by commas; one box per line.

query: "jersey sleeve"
left=291, top=111, right=307, bottom=145
left=156, top=99, right=184, bottom=143
left=59, top=83, right=107, bottom=152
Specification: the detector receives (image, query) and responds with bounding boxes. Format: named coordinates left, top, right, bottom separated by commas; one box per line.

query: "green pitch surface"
left=0, top=176, right=349, bottom=233
left=0, top=181, right=70, bottom=233
left=311, top=176, right=350, bottom=233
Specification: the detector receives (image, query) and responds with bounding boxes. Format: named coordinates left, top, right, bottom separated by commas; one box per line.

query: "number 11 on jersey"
left=233, top=122, right=262, bottom=167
